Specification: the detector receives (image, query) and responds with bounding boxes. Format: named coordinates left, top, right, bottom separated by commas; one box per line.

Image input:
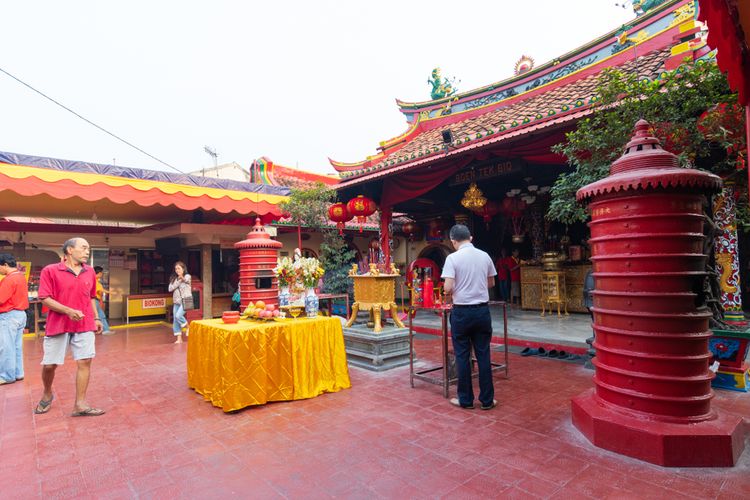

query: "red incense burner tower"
left=572, top=120, right=745, bottom=467
left=234, top=218, right=282, bottom=311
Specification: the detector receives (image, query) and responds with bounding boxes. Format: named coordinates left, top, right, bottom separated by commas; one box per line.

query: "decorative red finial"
left=610, top=119, right=678, bottom=175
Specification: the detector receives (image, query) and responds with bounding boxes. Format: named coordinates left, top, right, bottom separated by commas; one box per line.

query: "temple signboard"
left=449, top=159, right=524, bottom=186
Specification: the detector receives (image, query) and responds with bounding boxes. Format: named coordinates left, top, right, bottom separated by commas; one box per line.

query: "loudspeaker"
left=441, top=129, right=454, bottom=144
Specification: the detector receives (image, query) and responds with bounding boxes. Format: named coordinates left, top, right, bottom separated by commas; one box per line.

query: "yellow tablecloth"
left=187, top=316, right=351, bottom=412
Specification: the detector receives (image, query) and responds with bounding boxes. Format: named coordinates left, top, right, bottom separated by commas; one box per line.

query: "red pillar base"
left=572, top=389, right=746, bottom=467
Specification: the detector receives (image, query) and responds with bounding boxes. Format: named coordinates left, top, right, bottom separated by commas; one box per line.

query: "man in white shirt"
left=442, top=224, right=497, bottom=410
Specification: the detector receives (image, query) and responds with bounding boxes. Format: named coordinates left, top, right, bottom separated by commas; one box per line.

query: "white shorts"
left=41, top=331, right=96, bottom=365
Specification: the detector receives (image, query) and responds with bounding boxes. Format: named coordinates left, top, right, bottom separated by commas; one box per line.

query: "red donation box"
left=234, top=218, right=282, bottom=310
left=573, top=120, right=745, bottom=467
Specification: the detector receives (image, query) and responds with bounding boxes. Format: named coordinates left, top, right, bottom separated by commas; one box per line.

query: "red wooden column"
left=572, top=120, right=745, bottom=467
left=380, top=205, right=392, bottom=267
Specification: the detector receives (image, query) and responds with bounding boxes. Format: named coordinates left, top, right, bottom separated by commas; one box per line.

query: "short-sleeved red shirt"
left=0, top=270, right=29, bottom=313
left=38, top=262, right=97, bottom=336
left=504, top=256, right=521, bottom=282
left=495, top=258, right=509, bottom=280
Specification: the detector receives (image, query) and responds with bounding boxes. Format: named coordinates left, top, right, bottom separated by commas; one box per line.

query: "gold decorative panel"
left=521, top=265, right=591, bottom=313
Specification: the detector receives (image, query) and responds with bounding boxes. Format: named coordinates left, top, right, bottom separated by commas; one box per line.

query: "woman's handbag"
left=179, top=288, right=195, bottom=310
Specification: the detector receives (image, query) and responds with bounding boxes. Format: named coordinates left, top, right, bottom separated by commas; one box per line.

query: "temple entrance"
left=417, top=244, right=451, bottom=270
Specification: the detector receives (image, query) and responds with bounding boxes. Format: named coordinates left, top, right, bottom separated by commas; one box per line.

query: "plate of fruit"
left=241, top=301, right=282, bottom=321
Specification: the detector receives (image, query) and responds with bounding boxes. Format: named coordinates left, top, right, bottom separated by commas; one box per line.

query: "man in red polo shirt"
left=0, top=253, right=29, bottom=385
left=34, top=238, right=105, bottom=416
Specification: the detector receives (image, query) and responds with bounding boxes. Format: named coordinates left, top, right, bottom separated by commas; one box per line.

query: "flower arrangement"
left=296, top=256, right=325, bottom=289
left=273, top=257, right=296, bottom=287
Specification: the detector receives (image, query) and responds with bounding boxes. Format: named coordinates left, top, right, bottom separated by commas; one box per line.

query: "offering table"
left=187, top=317, right=351, bottom=412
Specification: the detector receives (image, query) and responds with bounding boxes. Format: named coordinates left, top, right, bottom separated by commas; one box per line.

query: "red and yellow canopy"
left=0, top=162, right=287, bottom=223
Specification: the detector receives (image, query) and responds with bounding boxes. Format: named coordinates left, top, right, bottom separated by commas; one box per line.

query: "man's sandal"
left=34, top=395, right=54, bottom=414
left=71, top=407, right=106, bottom=417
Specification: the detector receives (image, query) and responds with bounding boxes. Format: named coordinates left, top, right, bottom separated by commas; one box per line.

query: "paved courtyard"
left=1, top=324, right=749, bottom=499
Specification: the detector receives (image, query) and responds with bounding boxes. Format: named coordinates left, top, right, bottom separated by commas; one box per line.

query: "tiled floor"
left=1, top=324, right=749, bottom=499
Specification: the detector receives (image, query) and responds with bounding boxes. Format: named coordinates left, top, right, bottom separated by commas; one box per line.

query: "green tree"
left=279, top=183, right=357, bottom=294
left=279, top=182, right=334, bottom=230
left=548, top=59, right=746, bottom=225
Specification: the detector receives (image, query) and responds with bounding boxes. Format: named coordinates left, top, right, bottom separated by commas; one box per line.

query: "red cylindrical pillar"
left=234, top=218, right=283, bottom=310
left=572, top=120, right=745, bottom=467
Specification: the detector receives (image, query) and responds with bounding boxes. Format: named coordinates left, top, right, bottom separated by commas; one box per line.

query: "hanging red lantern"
left=328, top=202, right=352, bottom=235
left=401, top=220, right=420, bottom=241
left=426, top=218, right=445, bottom=241
left=472, top=199, right=502, bottom=225
left=346, top=195, right=377, bottom=232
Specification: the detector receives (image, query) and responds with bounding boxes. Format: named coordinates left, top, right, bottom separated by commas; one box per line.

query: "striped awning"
left=0, top=161, right=288, bottom=224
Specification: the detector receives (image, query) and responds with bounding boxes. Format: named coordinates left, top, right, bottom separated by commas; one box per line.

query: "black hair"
left=94, top=266, right=104, bottom=274
left=0, top=253, right=17, bottom=267
left=449, top=224, right=471, bottom=242
left=170, top=261, right=188, bottom=283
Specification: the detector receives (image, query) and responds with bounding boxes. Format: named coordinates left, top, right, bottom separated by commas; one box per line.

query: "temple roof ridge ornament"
left=514, top=55, right=535, bottom=76
left=427, top=67, right=459, bottom=101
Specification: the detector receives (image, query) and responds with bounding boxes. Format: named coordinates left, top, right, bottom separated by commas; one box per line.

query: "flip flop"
left=536, top=347, right=547, bottom=357
left=548, top=349, right=559, bottom=358
left=71, top=407, right=106, bottom=417
left=34, top=395, right=54, bottom=414
left=520, top=347, right=536, bottom=357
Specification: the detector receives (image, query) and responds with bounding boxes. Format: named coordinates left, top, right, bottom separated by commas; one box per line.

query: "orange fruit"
left=255, top=300, right=266, bottom=309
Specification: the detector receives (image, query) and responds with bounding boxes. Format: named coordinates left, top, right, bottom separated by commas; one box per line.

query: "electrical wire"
left=0, top=66, right=184, bottom=174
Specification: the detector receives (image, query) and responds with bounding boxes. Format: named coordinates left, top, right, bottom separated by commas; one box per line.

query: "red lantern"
left=346, top=195, right=377, bottom=232
left=426, top=218, right=445, bottom=241
left=328, top=202, right=352, bottom=235
left=401, top=220, right=420, bottom=241
left=472, top=199, right=501, bottom=225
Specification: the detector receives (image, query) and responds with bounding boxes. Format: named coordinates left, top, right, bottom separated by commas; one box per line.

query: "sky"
left=0, top=1, right=635, bottom=176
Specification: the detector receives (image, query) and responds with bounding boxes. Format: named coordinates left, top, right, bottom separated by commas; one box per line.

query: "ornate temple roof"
left=251, top=157, right=338, bottom=188
left=331, top=0, right=704, bottom=187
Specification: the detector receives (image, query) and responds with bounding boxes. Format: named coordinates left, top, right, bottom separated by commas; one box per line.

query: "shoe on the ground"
left=480, top=399, right=498, bottom=410
left=449, top=397, right=474, bottom=409
left=102, top=330, right=115, bottom=335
